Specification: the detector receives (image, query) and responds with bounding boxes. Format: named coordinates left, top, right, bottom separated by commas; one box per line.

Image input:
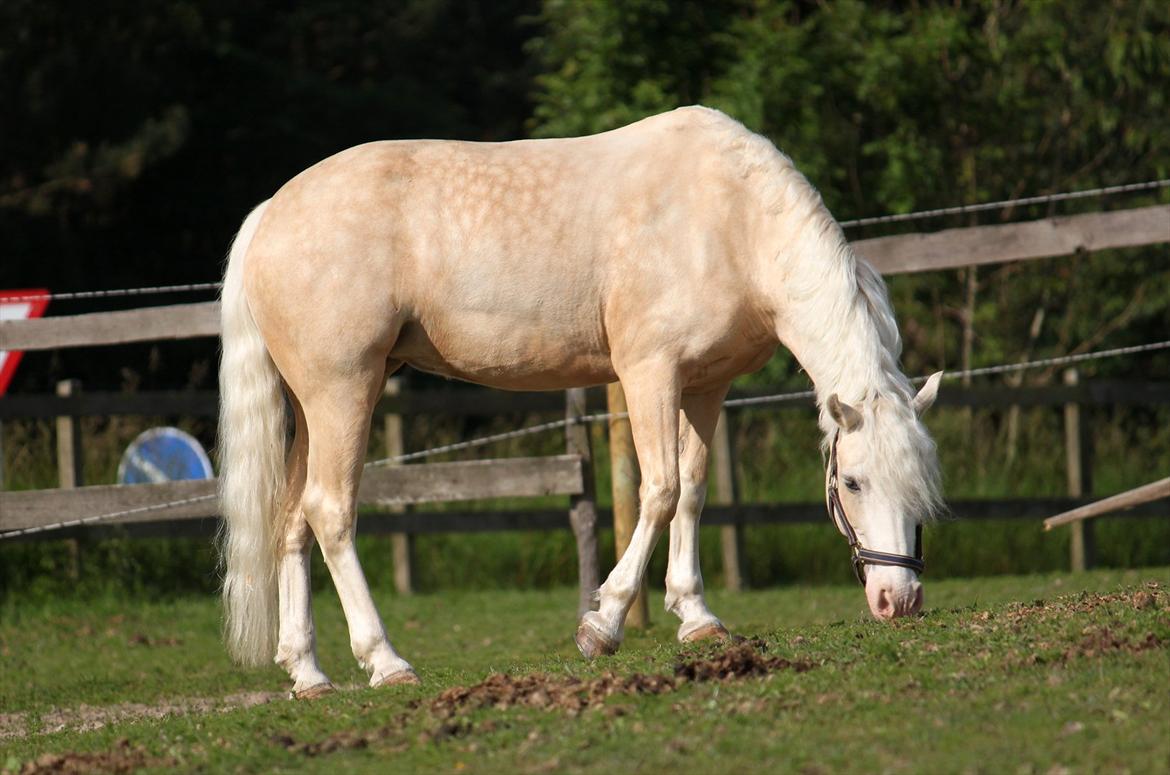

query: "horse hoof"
left=575, top=620, right=619, bottom=659
left=680, top=622, right=730, bottom=644
left=293, top=682, right=335, bottom=700
left=372, top=668, right=421, bottom=688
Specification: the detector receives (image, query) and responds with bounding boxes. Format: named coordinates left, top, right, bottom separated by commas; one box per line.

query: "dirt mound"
left=998, top=581, right=1167, bottom=624
left=1067, top=626, right=1163, bottom=661
left=272, top=640, right=815, bottom=758
left=674, top=638, right=813, bottom=682
left=14, top=738, right=171, bottom=774
left=429, top=639, right=813, bottom=719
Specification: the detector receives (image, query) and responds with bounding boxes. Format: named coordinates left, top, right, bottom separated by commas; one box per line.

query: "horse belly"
left=392, top=314, right=617, bottom=390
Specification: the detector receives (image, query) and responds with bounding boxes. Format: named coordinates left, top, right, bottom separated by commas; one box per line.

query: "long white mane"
left=696, top=107, right=942, bottom=518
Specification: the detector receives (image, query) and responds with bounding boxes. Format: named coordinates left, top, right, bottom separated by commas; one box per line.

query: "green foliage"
left=530, top=0, right=1170, bottom=385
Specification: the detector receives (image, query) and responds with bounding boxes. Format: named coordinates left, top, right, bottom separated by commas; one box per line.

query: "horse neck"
left=762, top=215, right=913, bottom=420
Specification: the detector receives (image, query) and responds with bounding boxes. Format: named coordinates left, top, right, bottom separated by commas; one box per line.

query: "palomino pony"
left=218, top=106, right=943, bottom=696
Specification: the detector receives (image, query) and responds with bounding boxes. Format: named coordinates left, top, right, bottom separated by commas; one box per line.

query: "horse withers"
left=217, top=106, right=943, bottom=697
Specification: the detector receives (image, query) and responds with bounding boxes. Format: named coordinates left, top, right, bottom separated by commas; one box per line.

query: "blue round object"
left=118, top=427, right=214, bottom=484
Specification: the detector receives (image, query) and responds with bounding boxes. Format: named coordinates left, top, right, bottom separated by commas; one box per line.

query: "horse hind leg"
left=274, top=394, right=333, bottom=698
left=299, top=361, right=418, bottom=687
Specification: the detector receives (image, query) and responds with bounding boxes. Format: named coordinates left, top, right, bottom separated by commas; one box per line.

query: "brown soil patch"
left=430, top=638, right=812, bottom=719
left=13, top=737, right=173, bottom=774
left=1066, top=626, right=1163, bottom=661
left=275, top=640, right=815, bottom=757
left=0, top=691, right=281, bottom=741
left=997, top=581, right=1167, bottom=625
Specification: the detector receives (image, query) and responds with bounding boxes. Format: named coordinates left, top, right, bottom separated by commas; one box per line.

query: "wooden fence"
left=2, top=204, right=1168, bottom=599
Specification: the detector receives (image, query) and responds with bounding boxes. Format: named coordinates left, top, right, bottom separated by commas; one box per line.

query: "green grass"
left=2, top=568, right=1168, bottom=772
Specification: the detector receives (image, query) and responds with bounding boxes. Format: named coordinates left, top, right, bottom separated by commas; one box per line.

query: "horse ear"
left=913, top=372, right=943, bottom=415
left=827, top=394, right=863, bottom=432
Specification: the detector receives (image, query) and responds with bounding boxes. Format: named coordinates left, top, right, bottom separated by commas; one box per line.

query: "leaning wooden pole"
left=1044, top=477, right=1170, bottom=531
left=606, top=382, right=649, bottom=629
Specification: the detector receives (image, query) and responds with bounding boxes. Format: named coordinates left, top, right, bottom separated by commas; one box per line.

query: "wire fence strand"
left=4, top=337, right=1167, bottom=540
left=0, top=283, right=223, bottom=304
left=839, top=179, right=1170, bottom=229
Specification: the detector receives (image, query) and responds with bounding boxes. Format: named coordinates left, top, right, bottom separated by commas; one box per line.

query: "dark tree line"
left=3, top=0, right=1167, bottom=393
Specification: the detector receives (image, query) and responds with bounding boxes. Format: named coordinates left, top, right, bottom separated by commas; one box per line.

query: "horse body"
left=247, top=107, right=776, bottom=393
left=219, top=106, right=942, bottom=696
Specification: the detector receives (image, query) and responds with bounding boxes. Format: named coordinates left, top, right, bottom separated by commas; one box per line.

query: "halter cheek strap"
left=827, top=431, right=925, bottom=585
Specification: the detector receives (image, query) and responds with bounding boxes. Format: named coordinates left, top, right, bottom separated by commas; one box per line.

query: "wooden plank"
left=358, top=455, right=583, bottom=505
left=0, top=302, right=220, bottom=351
left=1044, top=477, right=1170, bottom=530
left=9, top=495, right=1169, bottom=543
left=855, top=205, right=1170, bottom=275
left=0, top=456, right=583, bottom=532
left=1, top=479, right=219, bottom=531
left=3, top=207, right=1165, bottom=353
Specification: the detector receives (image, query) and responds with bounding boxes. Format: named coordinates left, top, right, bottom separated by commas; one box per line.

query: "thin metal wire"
left=3, top=339, right=1168, bottom=540
left=1, top=494, right=219, bottom=539
left=0, top=282, right=223, bottom=304
left=839, top=179, right=1170, bottom=229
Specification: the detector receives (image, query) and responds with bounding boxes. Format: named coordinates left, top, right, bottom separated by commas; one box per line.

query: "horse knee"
left=640, top=477, right=680, bottom=528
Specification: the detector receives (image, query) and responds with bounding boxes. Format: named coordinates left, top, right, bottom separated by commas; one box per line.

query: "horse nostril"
left=875, top=587, right=895, bottom=618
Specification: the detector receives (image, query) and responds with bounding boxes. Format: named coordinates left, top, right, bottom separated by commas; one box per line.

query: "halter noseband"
left=827, top=431, right=924, bottom=586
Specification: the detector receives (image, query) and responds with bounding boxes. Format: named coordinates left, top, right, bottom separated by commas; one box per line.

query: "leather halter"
left=826, top=431, right=924, bottom=585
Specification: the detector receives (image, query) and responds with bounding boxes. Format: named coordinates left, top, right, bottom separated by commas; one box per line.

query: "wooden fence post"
left=55, top=379, right=83, bottom=580
left=606, top=382, right=648, bottom=629
left=383, top=378, right=413, bottom=595
left=565, top=388, right=600, bottom=617
left=1063, top=368, right=1095, bottom=571
left=711, top=408, right=744, bottom=591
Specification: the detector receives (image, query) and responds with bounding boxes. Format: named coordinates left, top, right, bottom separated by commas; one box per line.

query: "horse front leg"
left=665, top=387, right=730, bottom=643
left=576, top=363, right=680, bottom=658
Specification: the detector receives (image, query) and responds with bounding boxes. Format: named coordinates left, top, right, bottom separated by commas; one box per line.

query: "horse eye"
left=844, top=477, right=861, bottom=493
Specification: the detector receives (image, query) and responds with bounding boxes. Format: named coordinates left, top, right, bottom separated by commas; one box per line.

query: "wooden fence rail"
left=3, top=206, right=1166, bottom=352
left=9, top=499, right=1167, bottom=543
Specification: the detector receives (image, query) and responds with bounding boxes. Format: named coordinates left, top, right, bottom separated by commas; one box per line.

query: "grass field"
left=2, top=568, right=1168, bottom=773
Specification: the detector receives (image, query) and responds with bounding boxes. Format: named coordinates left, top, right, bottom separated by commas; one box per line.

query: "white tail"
left=217, top=199, right=285, bottom=667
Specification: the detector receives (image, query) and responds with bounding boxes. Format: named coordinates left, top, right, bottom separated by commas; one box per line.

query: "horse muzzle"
left=865, top=567, right=923, bottom=620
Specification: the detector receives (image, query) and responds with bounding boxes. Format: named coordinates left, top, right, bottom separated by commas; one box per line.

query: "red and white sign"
left=0, top=289, right=50, bottom=396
